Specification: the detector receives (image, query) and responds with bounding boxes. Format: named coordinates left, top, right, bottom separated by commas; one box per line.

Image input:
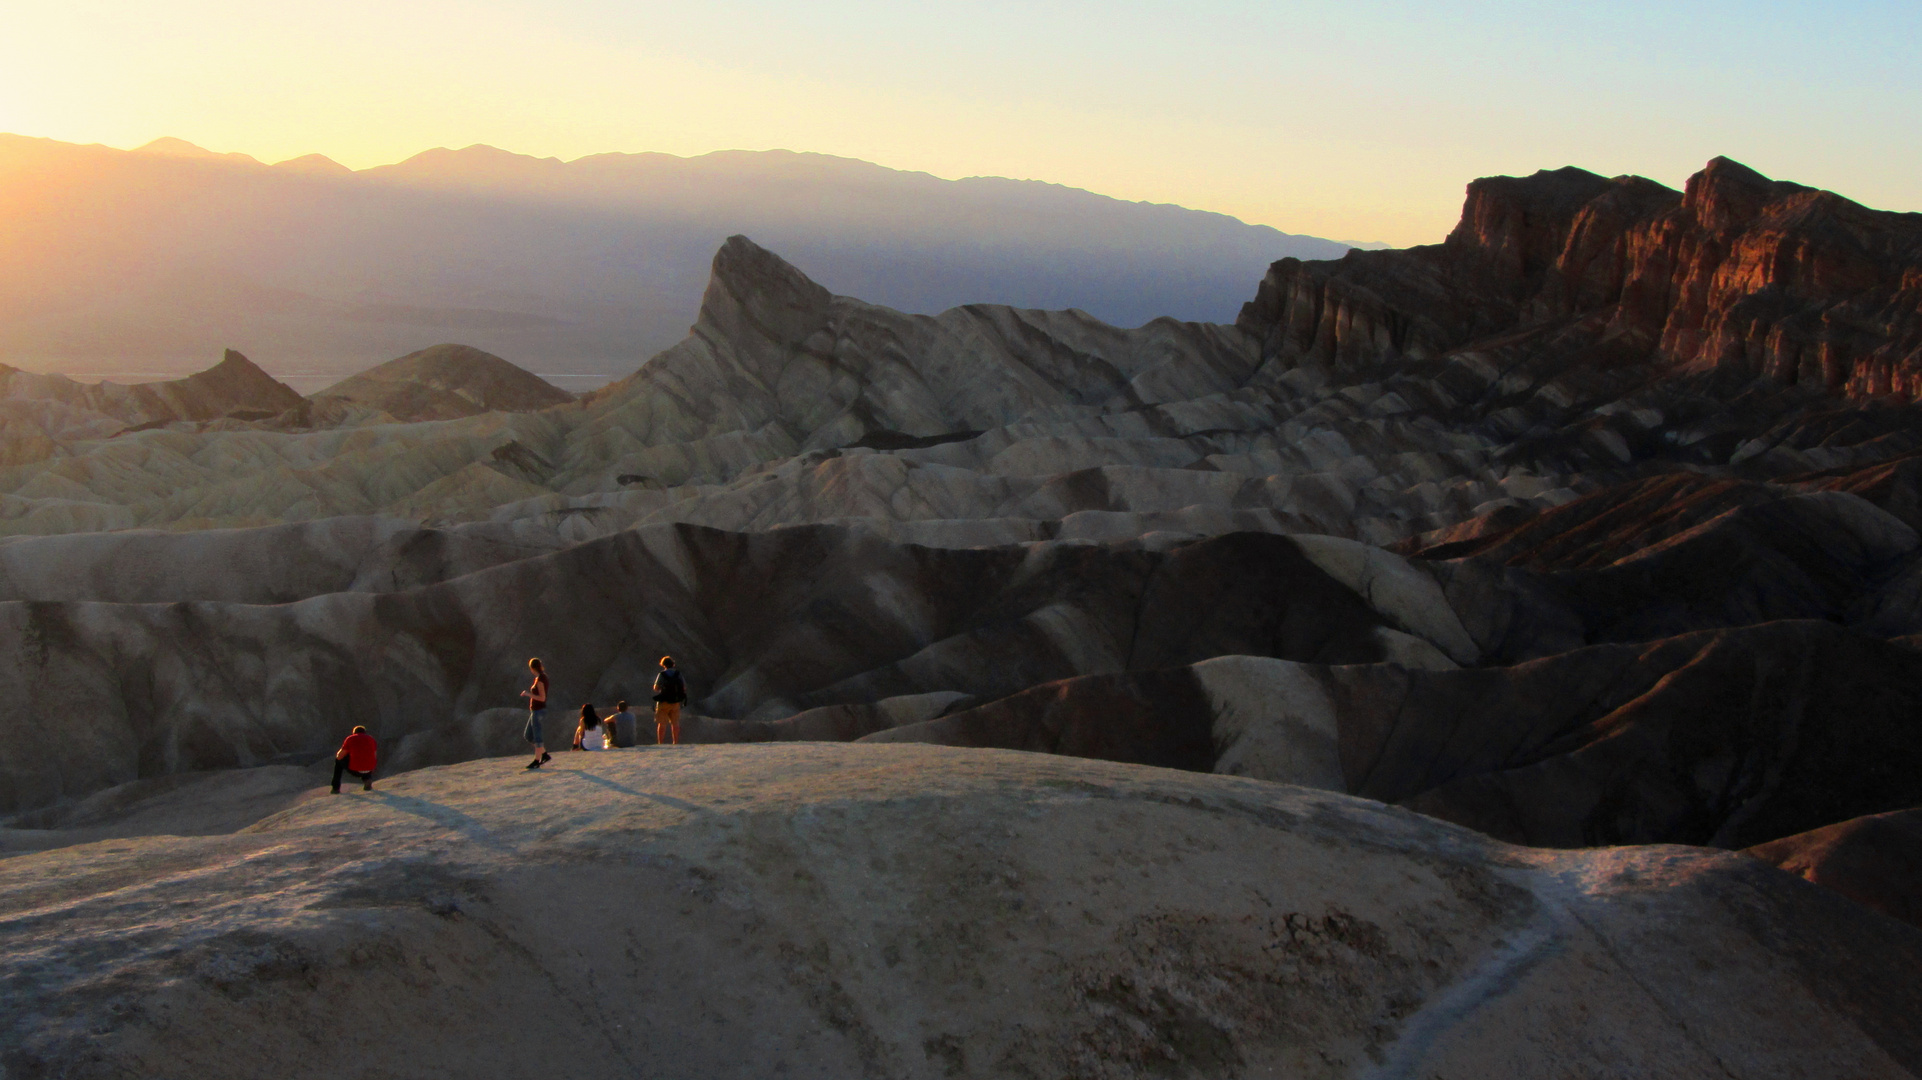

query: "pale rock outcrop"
left=3, top=747, right=1918, bottom=1078
left=1195, top=655, right=1346, bottom=789
left=1289, top=533, right=1480, bottom=664
left=0, top=350, right=301, bottom=432
left=298, top=344, right=573, bottom=424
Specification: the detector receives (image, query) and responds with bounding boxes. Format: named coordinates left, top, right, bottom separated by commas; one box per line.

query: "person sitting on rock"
left=611, top=699, right=637, bottom=748
left=653, top=656, right=687, bottom=745
left=521, top=657, right=551, bottom=770
left=332, top=726, right=377, bottom=793
left=574, top=703, right=606, bottom=752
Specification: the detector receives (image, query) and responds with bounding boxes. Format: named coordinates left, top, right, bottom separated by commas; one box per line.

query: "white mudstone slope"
left=3, top=745, right=1917, bottom=1079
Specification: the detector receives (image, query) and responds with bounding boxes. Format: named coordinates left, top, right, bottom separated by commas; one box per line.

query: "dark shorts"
left=524, top=708, right=546, bottom=746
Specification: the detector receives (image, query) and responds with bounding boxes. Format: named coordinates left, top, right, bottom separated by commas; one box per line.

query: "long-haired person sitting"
left=574, top=703, right=606, bottom=752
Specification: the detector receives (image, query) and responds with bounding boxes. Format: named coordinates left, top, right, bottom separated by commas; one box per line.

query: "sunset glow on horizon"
left=3, top=0, right=1918, bottom=247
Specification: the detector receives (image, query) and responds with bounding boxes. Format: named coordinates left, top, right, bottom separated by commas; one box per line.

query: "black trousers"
left=332, top=758, right=373, bottom=791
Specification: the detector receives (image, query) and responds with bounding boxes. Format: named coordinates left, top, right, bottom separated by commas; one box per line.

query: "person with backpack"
left=332, top=726, right=377, bottom=793
left=653, top=656, right=688, bottom=745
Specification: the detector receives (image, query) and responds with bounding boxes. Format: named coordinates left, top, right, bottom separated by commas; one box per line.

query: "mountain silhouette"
left=0, top=135, right=1354, bottom=380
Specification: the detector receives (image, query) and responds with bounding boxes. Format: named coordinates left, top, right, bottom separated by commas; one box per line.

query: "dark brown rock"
left=0, top=349, right=304, bottom=431
left=862, top=667, right=1217, bottom=770
left=1746, top=808, right=1922, bottom=929
left=871, top=619, right=1922, bottom=853
left=1396, top=621, right=1922, bottom=848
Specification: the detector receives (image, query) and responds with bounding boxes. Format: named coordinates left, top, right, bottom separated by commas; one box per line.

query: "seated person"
left=610, top=700, right=637, bottom=748
left=574, top=704, right=606, bottom=751
left=332, top=726, right=377, bottom=793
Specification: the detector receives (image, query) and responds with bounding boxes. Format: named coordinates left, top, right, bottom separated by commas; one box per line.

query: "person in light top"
left=574, top=703, right=606, bottom=752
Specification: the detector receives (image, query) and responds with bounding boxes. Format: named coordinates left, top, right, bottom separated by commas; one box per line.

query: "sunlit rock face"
left=1240, top=157, right=1922, bottom=400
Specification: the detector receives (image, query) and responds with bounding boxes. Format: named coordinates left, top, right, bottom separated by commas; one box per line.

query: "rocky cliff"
left=1239, top=156, right=1922, bottom=400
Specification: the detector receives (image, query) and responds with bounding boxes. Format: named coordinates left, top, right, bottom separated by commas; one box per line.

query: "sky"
left=1, top=0, right=1916, bottom=247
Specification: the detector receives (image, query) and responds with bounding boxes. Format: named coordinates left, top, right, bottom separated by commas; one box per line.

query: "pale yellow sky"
left=2, top=0, right=1916, bottom=247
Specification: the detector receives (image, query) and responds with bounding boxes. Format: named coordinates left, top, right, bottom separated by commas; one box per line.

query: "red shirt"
left=339, top=732, right=377, bottom=773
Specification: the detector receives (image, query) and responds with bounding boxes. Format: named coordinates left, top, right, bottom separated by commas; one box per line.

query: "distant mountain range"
left=0, top=134, right=1359, bottom=384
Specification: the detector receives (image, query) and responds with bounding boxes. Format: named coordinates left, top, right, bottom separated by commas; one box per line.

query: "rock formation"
left=1239, top=157, right=1922, bottom=400
left=0, top=235, right=1584, bottom=540
left=2, top=156, right=1921, bottom=981
left=867, top=620, right=1922, bottom=848
left=1747, top=808, right=1922, bottom=929
left=5, top=747, right=1921, bottom=1079
left=0, top=348, right=301, bottom=435
left=294, top=343, right=574, bottom=424
left=3, top=157, right=1922, bottom=1068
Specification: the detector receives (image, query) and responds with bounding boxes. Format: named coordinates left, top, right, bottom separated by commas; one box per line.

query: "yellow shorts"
left=654, top=702, right=682, bottom=724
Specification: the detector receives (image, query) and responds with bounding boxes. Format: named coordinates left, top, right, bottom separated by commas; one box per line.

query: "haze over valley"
left=0, top=133, right=1357, bottom=390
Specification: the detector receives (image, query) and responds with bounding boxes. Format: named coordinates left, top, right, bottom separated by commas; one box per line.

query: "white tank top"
left=580, top=726, right=605, bottom=751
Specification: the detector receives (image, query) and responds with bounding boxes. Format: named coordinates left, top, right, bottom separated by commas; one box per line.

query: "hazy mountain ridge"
left=0, top=133, right=1354, bottom=377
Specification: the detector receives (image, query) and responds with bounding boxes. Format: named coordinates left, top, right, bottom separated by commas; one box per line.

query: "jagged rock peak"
left=1237, top=156, right=1922, bottom=399
left=1445, top=165, right=1622, bottom=278
left=1684, top=155, right=1812, bottom=229
left=699, top=234, right=835, bottom=343
left=158, top=348, right=305, bottom=421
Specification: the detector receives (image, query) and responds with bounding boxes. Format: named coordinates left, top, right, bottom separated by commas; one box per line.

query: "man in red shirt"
left=332, top=726, right=378, bottom=793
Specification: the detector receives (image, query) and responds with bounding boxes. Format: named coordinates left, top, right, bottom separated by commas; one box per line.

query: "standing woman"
left=521, top=658, right=551, bottom=769
left=653, top=655, right=687, bottom=745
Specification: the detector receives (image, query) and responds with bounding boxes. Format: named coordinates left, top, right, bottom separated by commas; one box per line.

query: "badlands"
left=3, top=156, right=1922, bottom=1076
